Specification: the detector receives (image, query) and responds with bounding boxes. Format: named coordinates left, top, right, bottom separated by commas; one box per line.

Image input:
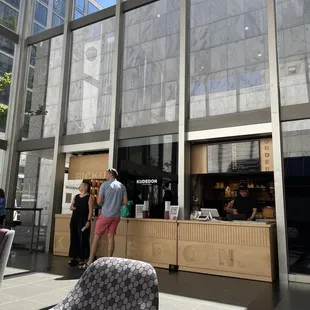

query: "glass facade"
left=121, top=0, right=180, bottom=127
left=74, top=1, right=117, bottom=20
left=0, top=0, right=20, bottom=32
left=1, top=0, right=310, bottom=281
left=23, top=35, right=63, bottom=139
left=190, top=0, right=269, bottom=118
left=15, top=150, right=54, bottom=250
left=0, top=35, right=15, bottom=137
left=277, top=0, right=310, bottom=107
left=118, top=135, right=178, bottom=218
left=282, top=119, right=310, bottom=275
left=31, top=0, right=66, bottom=35
left=67, top=18, right=115, bottom=135
left=0, top=149, right=4, bottom=186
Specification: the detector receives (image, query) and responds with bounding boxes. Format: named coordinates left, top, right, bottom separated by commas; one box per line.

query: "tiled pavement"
left=0, top=249, right=309, bottom=310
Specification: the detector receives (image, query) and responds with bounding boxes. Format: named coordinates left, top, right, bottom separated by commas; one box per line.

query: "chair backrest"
left=52, top=257, right=159, bottom=310
left=0, top=229, right=15, bottom=287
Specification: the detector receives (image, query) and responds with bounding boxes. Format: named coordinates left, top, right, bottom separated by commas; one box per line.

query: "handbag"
left=120, top=201, right=133, bottom=218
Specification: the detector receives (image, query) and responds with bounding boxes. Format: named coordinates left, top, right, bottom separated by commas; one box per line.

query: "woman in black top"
left=68, top=180, right=94, bottom=267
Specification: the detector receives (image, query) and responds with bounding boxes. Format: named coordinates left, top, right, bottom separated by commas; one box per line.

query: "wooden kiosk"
left=54, top=140, right=277, bottom=282
left=54, top=216, right=276, bottom=282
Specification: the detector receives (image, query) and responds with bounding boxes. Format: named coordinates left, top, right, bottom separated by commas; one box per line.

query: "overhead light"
left=258, top=53, right=262, bottom=57
left=245, top=26, right=249, bottom=30
left=201, top=66, right=204, bottom=69
left=157, top=14, right=161, bottom=18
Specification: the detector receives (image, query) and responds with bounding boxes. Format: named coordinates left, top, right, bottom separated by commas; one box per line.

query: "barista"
left=226, top=183, right=258, bottom=221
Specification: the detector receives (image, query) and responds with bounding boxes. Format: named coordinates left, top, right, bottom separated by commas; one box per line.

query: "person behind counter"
left=68, top=180, right=94, bottom=267
left=226, top=183, right=258, bottom=221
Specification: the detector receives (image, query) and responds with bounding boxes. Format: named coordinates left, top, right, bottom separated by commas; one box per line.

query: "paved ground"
left=0, top=249, right=309, bottom=310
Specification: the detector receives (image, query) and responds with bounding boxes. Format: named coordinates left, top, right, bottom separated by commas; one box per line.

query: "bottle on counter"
left=142, top=201, right=149, bottom=218
left=164, top=201, right=171, bottom=219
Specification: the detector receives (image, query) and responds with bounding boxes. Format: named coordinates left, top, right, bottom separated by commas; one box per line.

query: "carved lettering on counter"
left=219, top=249, right=234, bottom=267
left=152, top=243, right=162, bottom=258
left=55, top=236, right=64, bottom=250
left=183, top=246, right=195, bottom=262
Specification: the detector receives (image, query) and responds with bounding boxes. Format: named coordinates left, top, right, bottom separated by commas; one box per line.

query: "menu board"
left=207, top=141, right=260, bottom=173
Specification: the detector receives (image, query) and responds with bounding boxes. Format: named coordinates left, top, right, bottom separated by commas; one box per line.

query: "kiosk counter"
left=54, top=215, right=276, bottom=282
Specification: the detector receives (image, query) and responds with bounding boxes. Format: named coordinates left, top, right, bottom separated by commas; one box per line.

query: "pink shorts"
left=94, top=215, right=120, bottom=235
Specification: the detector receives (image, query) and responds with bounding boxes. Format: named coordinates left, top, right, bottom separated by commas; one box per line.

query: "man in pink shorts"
left=86, top=168, right=127, bottom=267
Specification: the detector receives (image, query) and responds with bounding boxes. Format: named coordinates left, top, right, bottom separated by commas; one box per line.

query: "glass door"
left=282, top=120, right=310, bottom=279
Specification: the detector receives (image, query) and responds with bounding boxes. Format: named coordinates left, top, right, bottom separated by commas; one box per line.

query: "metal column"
left=2, top=0, right=35, bottom=213
left=178, top=0, right=191, bottom=220
left=108, top=0, right=123, bottom=168
left=45, top=0, right=74, bottom=252
left=266, top=0, right=289, bottom=284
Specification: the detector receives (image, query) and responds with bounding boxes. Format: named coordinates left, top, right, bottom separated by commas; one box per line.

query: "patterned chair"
left=51, top=257, right=159, bottom=310
left=0, top=229, right=15, bottom=287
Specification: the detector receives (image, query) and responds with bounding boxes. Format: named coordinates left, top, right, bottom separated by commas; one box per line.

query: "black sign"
left=208, top=141, right=260, bottom=173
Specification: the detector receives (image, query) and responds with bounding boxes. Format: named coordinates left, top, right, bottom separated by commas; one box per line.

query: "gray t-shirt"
left=99, top=179, right=126, bottom=218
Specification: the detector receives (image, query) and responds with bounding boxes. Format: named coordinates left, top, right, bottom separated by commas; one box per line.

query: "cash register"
left=196, top=208, right=220, bottom=221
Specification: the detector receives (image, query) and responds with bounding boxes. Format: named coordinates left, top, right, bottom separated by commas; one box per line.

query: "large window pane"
left=0, top=1, right=19, bottom=32
left=190, top=0, right=269, bottom=119
left=53, top=0, right=65, bottom=18
left=5, top=0, right=20, bottom=9
left=0, top=149, right=4, bottom=186
left=31, top=0, right=67, bottom=34
left=67, top=18, right=115, bottom=134
left=118, top=135, right=178, bottom=219
left=23, top=35, right=63, bottom=139
left=282, top=120, right=310, bottom=275
left=0, top=36, right=15, bottom=136
left=52, top=13, right=64, bottom=27
left=75, top=9, right=84, bottom=19
left=121, top=1, right=180, bottom=128
left=35, top=1, right=48, bottom=27
left=276, top=0, right=310, bottom=106
left=76, top=0, right=85, bottom=11
left=88, top=2, right=98, bottom=14
left=14, top=150, right=54, bottom=251
left=33, top=23, right=45, bottom=35
left=74, top=1, right=116, bottom=20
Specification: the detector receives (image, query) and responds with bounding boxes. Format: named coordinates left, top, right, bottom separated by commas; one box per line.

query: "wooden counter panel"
left=55, top=215, right=70, bottom=233
left=91, top=219, right=128, bottom=259
left=178, top=222, right=270, bottom=247
left=54, top=216, right=127, bottom=257
left=54, top=215, right=70, bottom=256
left=127, top=237, right=177, bottom=267
left=127, top=219, right=177, bottom=240
left=178, top=222, right=276, bottom=282
left=95, top=236, right=127, bottom=258
left=54, top=232, right=70, bottom=256
left=126, top=220, right=177, bottom=267
left=178, top=242, right=272, bottom=280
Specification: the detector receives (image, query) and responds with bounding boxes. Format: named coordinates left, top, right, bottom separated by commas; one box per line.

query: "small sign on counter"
left=135, top=204, right=143, bottom=219
left=170, top=206, right=179, bottom=220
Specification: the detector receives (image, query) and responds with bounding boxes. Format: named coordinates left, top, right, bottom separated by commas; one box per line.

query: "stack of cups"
left=164, top=201, right=171, bottom=219
left=143, top=201, right=149, bottom=218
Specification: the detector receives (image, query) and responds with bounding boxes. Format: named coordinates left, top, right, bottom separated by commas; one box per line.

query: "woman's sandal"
left=78, top=263, right=89, bottom=270
left=68, top=259, right=78, bottom=267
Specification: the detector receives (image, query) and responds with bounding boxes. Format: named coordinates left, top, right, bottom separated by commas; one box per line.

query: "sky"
left=96, top=0, right=117, bottom=8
